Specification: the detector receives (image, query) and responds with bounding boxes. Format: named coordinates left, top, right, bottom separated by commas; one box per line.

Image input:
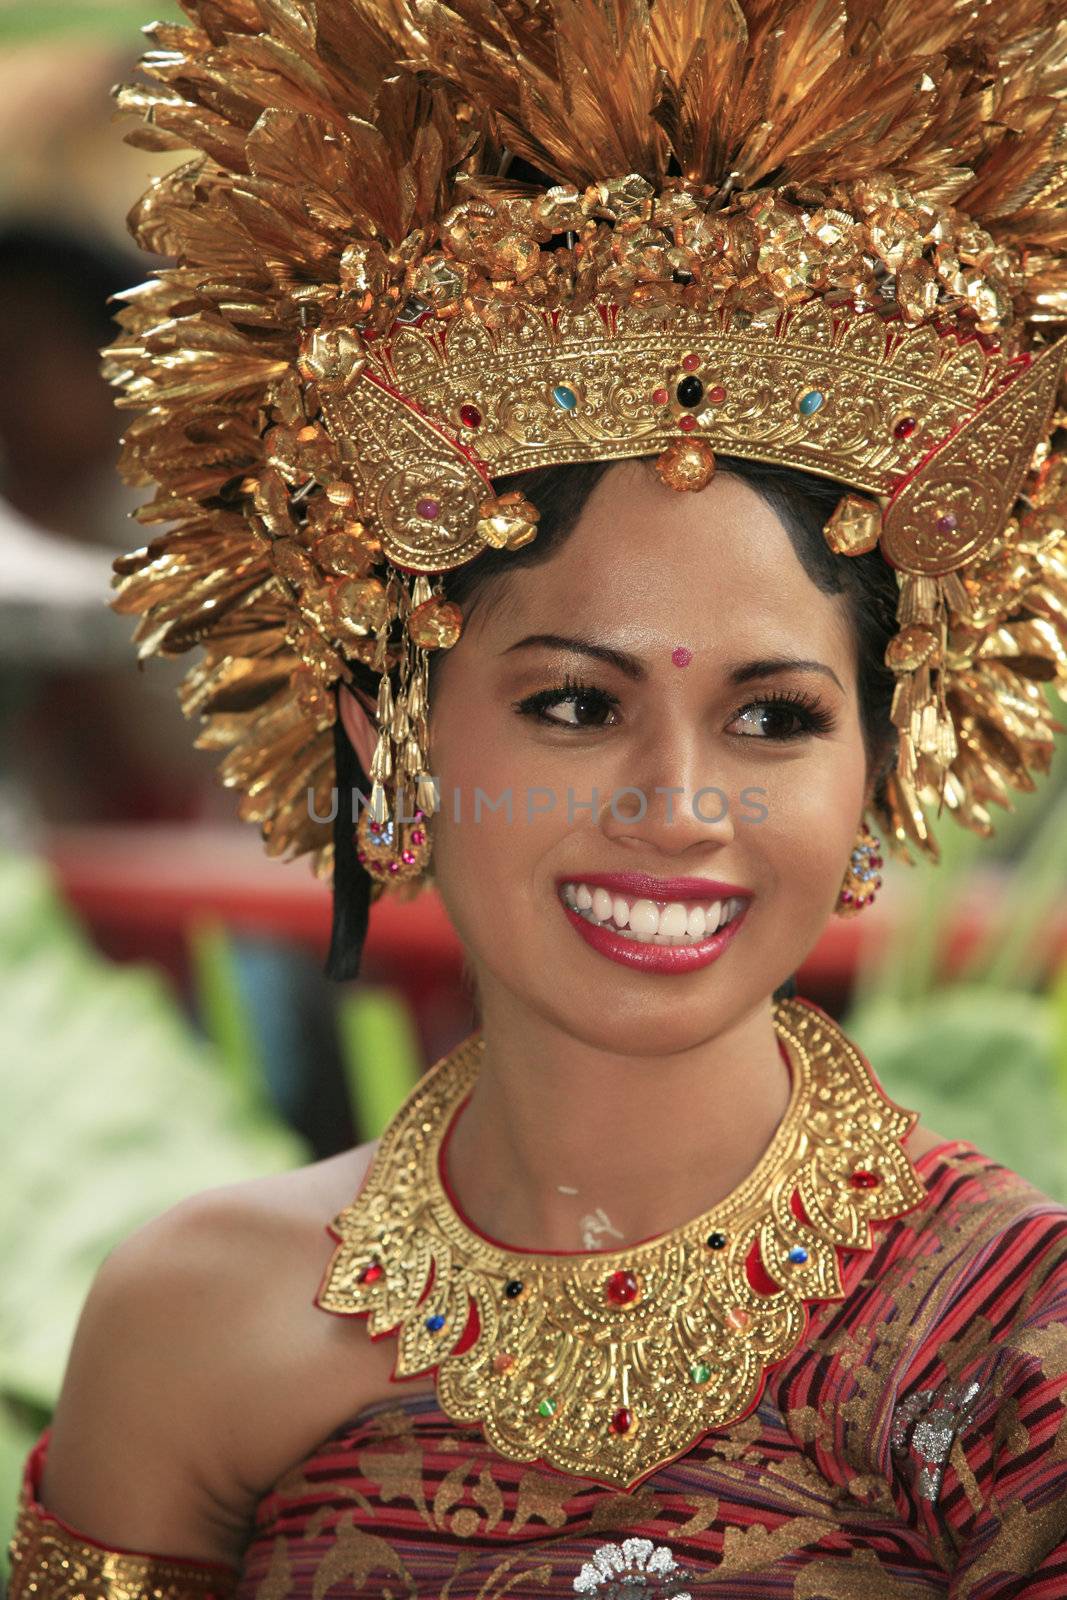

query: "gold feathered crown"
left=107, top=0, right=1067, bottom=884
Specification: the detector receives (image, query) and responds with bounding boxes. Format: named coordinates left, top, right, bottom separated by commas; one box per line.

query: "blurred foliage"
left=0, top=851, right=309, bottom=1552
left=338, top=985, right=421, bottom=1140
left=0, top=2, right=183, bottom=44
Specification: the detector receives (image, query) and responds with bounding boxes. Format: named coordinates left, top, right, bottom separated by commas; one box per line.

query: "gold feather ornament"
left=106, top=0, right=1067, bottom=886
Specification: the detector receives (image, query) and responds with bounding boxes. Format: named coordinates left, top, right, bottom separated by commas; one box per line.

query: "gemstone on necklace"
left=504, top=1278, right=525, bottom=1298
left=538, top=1397, right=557, bottom=1417
left=850, top=1168, right=880, bottom=1189
left=786, top=1246, right=809, bottom=1264
left=690, top=1362, right=712, bottom=1385
left=425, top=1313, right=445, bottom=1332
left=935, top=512, right=958, bottom=533
left=552, top=384, right=578, bottom=410
left=415, top=497, right=440, bottom=519
left=610, top=1406, right=633, bottom=1435
left=798, top=389, right=825, bottom=415
left=725, top=1306, right=751, bottom=1333
left=358, top=1261, right=383, bottom=1284
left=605, top=1269, right=640, bottom=1307
left=706, top=1230, right=727, bottom=1250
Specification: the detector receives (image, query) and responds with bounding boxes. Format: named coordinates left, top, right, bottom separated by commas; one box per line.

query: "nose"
left=596, top=725, right=736, bottom=858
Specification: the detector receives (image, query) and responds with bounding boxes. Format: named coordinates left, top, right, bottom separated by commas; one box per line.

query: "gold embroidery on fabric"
left=318, top=1000, right=922, bottom=1487
left=252, top=1537, right=292, bottom=1600
left=719, top=1515, right=837, bottom=1573
left=794, top=1547, right=939, bottom=1599
left=960, top=1494, right=1067, bottom=1592
left=7, top=1492, right=237, bottom=1600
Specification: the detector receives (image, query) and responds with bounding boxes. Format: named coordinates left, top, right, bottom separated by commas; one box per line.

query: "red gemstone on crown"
left=359, top=1262, right=383, bottom=1283
left=681, top=353, right=700, bottom=371
left=894, top=416, right=918, bottom=439
left=605, top=1269, right=639, bottom=1306
left=679, top=414, right=697, bottom=433
left=459, top=404, right=482, bottom=428
left=652, top=387, right=669, bottom=405
left=707, top=385, right=727, bottom=404
left=850, top=1169, right=880, bottom=1189
left=610, top=1406, right=633, bottom=1434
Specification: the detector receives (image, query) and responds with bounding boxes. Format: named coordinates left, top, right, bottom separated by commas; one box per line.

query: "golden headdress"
left=107, top=0, right=1067, bottom=887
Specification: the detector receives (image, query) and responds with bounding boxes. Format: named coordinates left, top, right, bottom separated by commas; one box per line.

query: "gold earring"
left=835, top=821, right=883, bottom=916
left=355, top=781, right=433, bottom=885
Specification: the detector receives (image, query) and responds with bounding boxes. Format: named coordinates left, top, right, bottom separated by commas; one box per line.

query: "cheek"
left=743, top=738, right=867, bottom=894
left=426, top=678, right=554, bottom=906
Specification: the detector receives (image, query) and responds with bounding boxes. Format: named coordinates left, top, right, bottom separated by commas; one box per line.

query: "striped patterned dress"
left=233, top=1142, right=1067, bottom=1599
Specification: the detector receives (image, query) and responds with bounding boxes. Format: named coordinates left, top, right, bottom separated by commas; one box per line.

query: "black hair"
left=326, top=456, right=900, bottom=987
left=0, top=221, right=142, bottom=346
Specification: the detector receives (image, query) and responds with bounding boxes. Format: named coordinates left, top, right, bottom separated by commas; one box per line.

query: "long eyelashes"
left=513, top=674, right=620, bottom=728
left=512, top=677, right=836, bottom=740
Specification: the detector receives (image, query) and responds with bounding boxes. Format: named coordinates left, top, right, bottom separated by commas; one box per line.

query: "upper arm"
left=39, top=1189, right=264, bottom=1568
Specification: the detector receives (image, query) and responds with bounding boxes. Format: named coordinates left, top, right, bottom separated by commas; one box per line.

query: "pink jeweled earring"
left=355, top=783, right=433, bottom=885
left=835, top=821, right=883, bottom=915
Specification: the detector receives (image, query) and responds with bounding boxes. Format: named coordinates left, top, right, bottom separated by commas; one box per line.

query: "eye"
left=728, top=688, right=835, bottom=741
left=513, top=674, right=620, bottom=729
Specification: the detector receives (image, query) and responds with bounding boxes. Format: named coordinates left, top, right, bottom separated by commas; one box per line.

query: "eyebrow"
left=501, top=633, right=845, bottom=694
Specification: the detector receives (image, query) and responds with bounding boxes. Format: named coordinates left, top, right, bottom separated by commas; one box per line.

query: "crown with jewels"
left=106, top=0, right=1067, bottom=886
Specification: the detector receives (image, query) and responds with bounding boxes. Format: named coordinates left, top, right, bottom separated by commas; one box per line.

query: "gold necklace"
left=317, top=997, right=924, bottom=1488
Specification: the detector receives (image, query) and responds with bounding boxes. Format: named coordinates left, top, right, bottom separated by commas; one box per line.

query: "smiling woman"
left=328, top=454, right=901, bottom=994
left=11, top=0, right=1067, bottom=1596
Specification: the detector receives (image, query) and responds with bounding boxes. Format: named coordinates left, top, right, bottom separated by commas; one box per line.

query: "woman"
left=10, top=0, right=1067, bottom=1594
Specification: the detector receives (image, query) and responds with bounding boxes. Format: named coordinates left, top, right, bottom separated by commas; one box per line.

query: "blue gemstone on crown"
left=798, top=389, right=825, bottom=415
left=425, top=1313, right=445, bottom=1331
left=787, top=1246, right=809, bottom=1264
left=552, top=384, right=578, bottom=410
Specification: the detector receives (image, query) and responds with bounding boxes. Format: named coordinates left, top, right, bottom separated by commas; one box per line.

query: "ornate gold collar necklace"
left=317, top=998, right=924, bottom=1488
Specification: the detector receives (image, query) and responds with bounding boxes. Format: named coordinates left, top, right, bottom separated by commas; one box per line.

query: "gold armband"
left=8, top=1433, right=239, bottom=1600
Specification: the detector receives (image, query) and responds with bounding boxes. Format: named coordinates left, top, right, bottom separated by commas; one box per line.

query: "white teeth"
left=628, top=898, right=659, bottom=935
left=591, top=887, right=614, bottom=923
left=560, top=883, right=748, bottom=945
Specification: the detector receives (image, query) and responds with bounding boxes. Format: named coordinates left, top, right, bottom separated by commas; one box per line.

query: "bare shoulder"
left=40, top=1143, right=387, bottom=1568
left=904, top=1122, right=952, bottom=1161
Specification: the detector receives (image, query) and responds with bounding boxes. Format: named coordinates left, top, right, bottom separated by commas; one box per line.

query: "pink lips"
left=556, top=873, right=752, bottom=975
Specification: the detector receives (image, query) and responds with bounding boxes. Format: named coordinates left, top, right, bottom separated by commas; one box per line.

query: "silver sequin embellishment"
left=573, top=1537, right=692, bottom=1597
left=890, top=1378, right=981, bottom=1501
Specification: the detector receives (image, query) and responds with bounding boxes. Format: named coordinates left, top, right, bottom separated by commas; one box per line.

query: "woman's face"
left=423, top=460, right=870, bottom=1054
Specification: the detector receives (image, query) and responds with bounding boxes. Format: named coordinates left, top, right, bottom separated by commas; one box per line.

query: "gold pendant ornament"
left=317, top=998, right=924, bottom=1488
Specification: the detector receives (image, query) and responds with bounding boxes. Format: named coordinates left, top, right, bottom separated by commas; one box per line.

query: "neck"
left=444, top=993, right=794, bottom=1253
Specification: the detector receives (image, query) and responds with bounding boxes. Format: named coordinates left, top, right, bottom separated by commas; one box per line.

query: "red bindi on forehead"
left=671, top=646, right=693, bottom=668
